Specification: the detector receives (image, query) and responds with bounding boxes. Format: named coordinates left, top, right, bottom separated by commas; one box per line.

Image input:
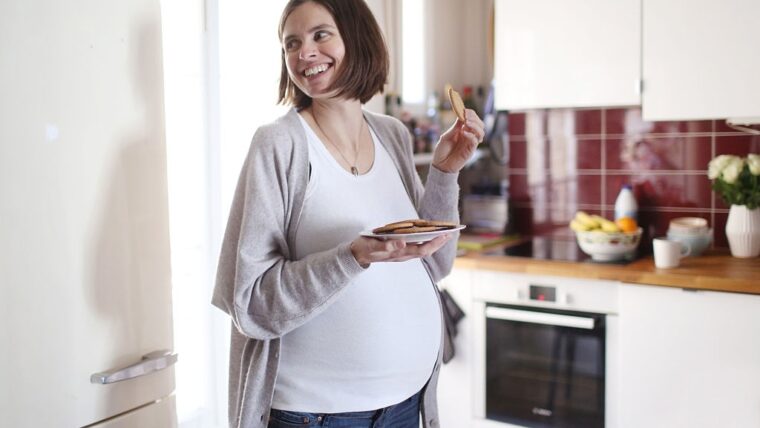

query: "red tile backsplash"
left=605, top=136, right=712, bottom=171
left=505, top=106, right=759, bottom=250
left=573, top=109, right=603, bottom=135
left=577, top=139, right=603, bottom=170
left=508, top=174, right=531, bottom=202
left=605, top=108, right=648, bottom=135
left=649, top=120, right=713, bottom=135
left=713, top=213, right=729, bottom=248
left=508, top=140, right=527, bottom=169
left=552, top=175, right=603, bottom=206
left=604, top=174, right=713, bottom=210
left=507, top=112, right=526, bottom=137
left=715, top=134, right=760, bottom=156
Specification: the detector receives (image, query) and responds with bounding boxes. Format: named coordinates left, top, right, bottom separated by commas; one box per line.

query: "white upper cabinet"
left=493, top=0, right=760, bottom=119
left=493, top=0, right=641, bottom=110
left=642, top=0, right=760, bottom=121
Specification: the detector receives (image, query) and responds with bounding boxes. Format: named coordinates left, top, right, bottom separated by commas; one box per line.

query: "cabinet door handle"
left=485, top=307, right=594, bottom=329
left=90, top=350, right=178, bottom=384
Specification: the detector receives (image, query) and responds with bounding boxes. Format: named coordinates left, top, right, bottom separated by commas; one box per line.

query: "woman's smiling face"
left=281, top=1, right=345, bottom=101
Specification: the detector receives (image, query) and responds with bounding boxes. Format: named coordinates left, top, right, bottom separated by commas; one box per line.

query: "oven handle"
left=485, top=306, right=595, bottom=329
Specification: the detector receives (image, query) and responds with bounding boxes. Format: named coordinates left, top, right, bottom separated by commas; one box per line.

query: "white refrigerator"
left=0, top=0, right=177, bottom=426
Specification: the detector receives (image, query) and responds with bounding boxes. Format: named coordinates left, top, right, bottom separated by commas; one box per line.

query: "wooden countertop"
left=454, top=248, right=760, bottom=295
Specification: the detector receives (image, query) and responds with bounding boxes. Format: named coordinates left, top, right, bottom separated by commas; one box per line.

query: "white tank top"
left=271, top=114, right=441, bottom=413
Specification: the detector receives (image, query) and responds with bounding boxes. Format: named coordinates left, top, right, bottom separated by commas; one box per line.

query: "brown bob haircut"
left=277, top=0, right=390, bottom=109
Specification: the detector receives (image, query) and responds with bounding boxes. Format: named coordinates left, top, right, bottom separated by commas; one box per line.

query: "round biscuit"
left=392, top=226, right=440, bottom=234
left=393, top=218, right=425, bottom=226
left=447, top=87, right=466, bottom=122
left=372, top=221, right=414, bottom=234
left=424, top=220, right=458, bottom=228
left=409, top=219, right=431, bottom=226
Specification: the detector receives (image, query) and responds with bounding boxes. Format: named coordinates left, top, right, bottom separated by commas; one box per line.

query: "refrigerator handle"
left=90, top=350, right=178, bottom=384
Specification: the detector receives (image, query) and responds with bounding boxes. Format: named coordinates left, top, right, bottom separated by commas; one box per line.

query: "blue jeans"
left=267, top=390, right=421, bottom=428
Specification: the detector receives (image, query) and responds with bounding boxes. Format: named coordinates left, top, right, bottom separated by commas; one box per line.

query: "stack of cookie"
left=372, top=219, right=459, bottom=235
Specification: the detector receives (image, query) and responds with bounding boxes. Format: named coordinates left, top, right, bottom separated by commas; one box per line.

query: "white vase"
left=725, top=205, right=760, bottom=258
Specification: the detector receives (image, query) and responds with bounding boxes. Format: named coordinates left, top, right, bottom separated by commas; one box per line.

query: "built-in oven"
left=471, top=272, right=618, bottom=428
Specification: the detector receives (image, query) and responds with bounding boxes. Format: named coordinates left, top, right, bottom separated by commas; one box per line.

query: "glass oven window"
left=485, top=304, right=606, bottom=428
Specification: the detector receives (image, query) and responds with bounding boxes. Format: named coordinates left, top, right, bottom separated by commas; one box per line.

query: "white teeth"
left=304, top=64, right=328, bottom=77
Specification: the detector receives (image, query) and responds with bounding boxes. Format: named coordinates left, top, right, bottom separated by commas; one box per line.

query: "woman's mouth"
left=304, top=63, right=329, bottom=77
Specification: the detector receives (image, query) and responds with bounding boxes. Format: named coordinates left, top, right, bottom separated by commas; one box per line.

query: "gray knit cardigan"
left=212, top=108, right=460, bottom=428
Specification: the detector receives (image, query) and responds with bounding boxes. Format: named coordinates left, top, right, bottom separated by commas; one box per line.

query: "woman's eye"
left=285, top=40, right=300, bottom=51
left=314, top=30, right=330, bottom=41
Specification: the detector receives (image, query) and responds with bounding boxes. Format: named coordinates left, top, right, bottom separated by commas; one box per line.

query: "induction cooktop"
left=489, top=236, right=637, bottom=265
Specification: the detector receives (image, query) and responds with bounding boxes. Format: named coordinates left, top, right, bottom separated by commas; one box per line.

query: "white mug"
left=653, top=238, right=691, bottom=268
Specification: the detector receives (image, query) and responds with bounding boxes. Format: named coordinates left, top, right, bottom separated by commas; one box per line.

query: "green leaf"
left=711, top=163, right=760, bottom=208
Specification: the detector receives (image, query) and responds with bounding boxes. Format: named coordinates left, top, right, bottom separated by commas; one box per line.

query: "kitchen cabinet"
left=618, top=284, right=760, bottom=428
left=437, top=268, right=475, bottom=428
left=436, top=263, right=760, bottom=427
left=493, top=0, right=760, bottom=119
left=642, top=0, right=760, bottom=121
left=493, top=0, right=641, bottom=110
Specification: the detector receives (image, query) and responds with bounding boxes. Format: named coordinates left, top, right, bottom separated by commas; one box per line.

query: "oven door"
left=480, top=304, right=606, bottom=428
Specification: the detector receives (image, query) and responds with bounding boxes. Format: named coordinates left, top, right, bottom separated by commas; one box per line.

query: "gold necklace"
left=312, top=111, right=363, bottom=177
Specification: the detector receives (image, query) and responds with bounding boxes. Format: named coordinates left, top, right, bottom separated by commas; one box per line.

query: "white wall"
left=356, top=0, right=494, bottom=113
left=427, top=0, right=493, bottom=98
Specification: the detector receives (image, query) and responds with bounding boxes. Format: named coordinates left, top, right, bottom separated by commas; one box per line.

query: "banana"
left=574, top=211, right=599, bottom=229
left=571, top=211, right=622, bottom=233
left=569, top=219, right=593, bottom=232
left=591, top=215, right=621, bottom=233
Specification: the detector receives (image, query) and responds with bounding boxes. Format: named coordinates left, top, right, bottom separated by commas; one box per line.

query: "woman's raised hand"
left=349, top=234, right=452, bottom=268
left=432, top=109, right=485, bottom=173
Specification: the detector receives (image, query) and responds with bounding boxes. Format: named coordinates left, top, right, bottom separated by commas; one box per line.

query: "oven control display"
left=529, top=285, right=556, bottom=302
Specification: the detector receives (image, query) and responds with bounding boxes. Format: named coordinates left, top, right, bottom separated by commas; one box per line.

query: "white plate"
left=360, top=225, right=466, bottom=244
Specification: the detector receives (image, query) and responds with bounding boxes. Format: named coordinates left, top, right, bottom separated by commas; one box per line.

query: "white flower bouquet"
left=707, top=154, right=760, bottom=209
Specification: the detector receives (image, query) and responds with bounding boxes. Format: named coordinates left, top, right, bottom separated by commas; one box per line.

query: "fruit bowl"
left=575, top=227, right=643, bottom=261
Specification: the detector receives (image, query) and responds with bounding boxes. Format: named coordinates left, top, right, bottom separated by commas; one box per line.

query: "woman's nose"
left=298, top=42, right=317, bottom=60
